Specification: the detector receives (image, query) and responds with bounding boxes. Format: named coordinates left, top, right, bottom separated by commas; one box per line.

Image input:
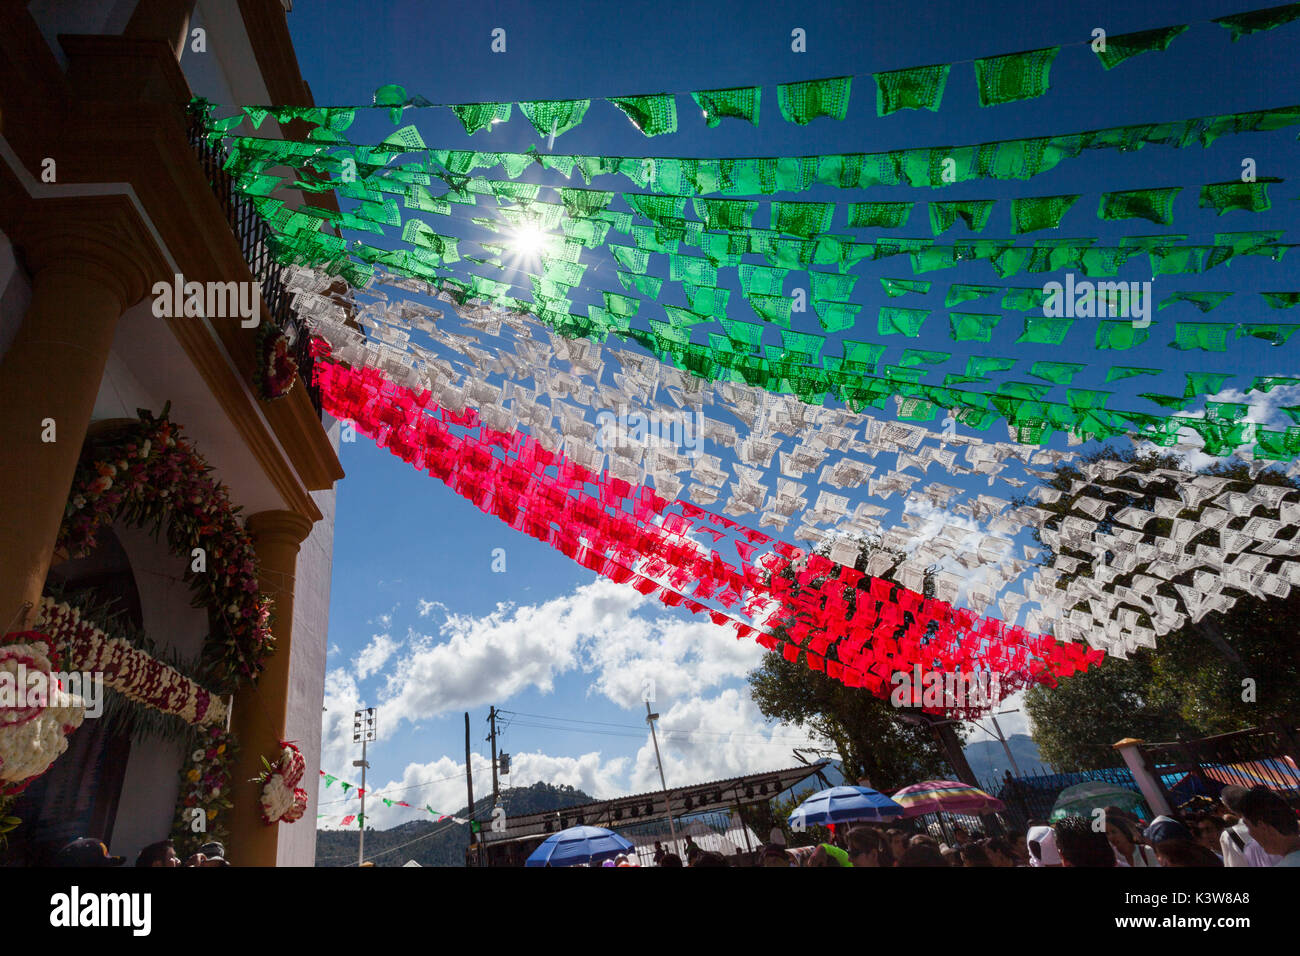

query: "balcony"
left=185, top=103, right=323, bottom=416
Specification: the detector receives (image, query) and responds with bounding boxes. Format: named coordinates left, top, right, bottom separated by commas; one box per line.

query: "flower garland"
left=0, top=632, right=86, bottom=797
left=170, top=724, right=238, bottom=857
left=57, top=405, right=274, bottom=693
left=36, top=598, right=228, bottom=727
left=255, top=741, right=308, bottom=825
left=256, top=322, right=298, bottom=401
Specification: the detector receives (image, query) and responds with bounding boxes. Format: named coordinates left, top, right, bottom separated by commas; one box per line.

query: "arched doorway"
left=2, top=532, right=142, bottom=866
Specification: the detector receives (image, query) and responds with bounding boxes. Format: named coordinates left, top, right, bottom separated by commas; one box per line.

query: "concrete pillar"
left=226, top=508, right=316, bottom=867
left=124, top=0, right=198, bottom=59
left=0, top=197, right=158, bottom=630
left=1114, top=738, right=1173, bottom=818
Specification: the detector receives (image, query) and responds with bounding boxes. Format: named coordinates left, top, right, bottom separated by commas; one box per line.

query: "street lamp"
left=353, top=707, right=377, bottom=866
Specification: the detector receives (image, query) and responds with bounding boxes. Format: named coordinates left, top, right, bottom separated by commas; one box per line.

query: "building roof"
left=481, top=762, right=828, bottom=843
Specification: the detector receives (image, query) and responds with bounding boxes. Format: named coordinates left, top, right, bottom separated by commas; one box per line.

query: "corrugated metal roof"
left=481, top=762, right=828, bottom=842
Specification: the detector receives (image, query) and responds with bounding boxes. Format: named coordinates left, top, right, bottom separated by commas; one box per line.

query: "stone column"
left=0, top=196, right=159, bottom=631
left=124, top=0, right=198, bottom=59
left=1113, top=738, right=1174, bottom=818
left=226, top=508, right=316, bottom=867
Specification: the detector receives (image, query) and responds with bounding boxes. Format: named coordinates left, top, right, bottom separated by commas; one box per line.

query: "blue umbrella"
left=525, top=825, right=636, bottom=867
left=788, top=786, right=905, bottom=829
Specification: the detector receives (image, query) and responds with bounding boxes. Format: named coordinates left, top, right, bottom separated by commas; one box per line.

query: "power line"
left=316, top=762, right=494, bottom=807
left=343, top=818, right=465, bottom=867
left=498, top=708, right=823, bottom=743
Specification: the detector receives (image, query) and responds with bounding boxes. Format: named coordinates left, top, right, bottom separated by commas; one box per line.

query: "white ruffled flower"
left=0, top=643, right=87, bottom=786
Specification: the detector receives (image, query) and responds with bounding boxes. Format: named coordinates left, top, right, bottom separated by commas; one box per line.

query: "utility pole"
left=357, top=742, right=367, bottom=866
left=353, top=707, right=376, bottom=867
left=465, top=711, right=477, bottom=866
left=986, top=711, right=1022, bottom=777
left=645, top=701, right=681, bottom=859
left=922, top=712, right=1004, bottom=838
left=488, top=705, right=499, bottom=805
left=929, top=714, right=981, bottom=787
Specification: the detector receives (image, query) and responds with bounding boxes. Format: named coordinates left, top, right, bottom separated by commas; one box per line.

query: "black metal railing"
left=981, top=722, right=1300, bottom=831
left=981, top=765, right=1145, bottom=831
left=185, top=105, right=323, bottom=415
left=1139, top=723, right=1300, bottom=809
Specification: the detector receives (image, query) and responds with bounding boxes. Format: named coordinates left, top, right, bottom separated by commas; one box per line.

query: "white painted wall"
left=277, top=414, right=340, bottom=866
left=180, top=0, right=274, bottom=108
left=104, top=522, right=213, bottom=863
left=27, top=0, right=137, bottom=68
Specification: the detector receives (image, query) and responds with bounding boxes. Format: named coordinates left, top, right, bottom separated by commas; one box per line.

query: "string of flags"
left=184, top=2, right=1300, bottom=710
left=318, top=770, right=468, bottom=826
left=202, top=4, right=1300, bottom=139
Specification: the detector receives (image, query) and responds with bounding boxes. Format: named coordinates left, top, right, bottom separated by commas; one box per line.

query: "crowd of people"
left=39, top=784, right=1300, bottom=868
left=636, top=783, right=1300, bottom=867
left=51, top=837, right=231, bottom=867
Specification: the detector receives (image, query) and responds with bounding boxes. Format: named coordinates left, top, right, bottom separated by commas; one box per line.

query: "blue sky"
left=280, top=0, right=1300, bottom=827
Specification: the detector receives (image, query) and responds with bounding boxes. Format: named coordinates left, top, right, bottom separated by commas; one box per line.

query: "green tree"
left=1023, top=653, right=1198, bottom=770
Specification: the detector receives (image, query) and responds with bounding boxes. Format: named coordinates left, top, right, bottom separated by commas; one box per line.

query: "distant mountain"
left=315, top=781, right=594, bottom=867
left=964, top=734, right=1047, bottom=784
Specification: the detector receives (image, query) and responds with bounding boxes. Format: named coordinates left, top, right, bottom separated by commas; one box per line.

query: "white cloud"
left=418, top=599, right=448, bottom=618
left=354, top=633, right=400, bottom=680
left=961, top=688, right=1031, bottom=743
left=318, top=580, right=833, bottom=831
left=1132, top=383, right=1300, bottom=473
left=376, top=579, right=767, bottom=730
left=580, top=610, right=767, bottom=708
left=628, top=690, right=823, bottom=793
left=317, top=690, right=826, bottom=831
left=507, top=751, right=630, bottom=801
left=377, top=590, right=594, bottom=724
left=1207, top=383, right=1300, bottom=430
left=319, top=667, right=364, bottom=782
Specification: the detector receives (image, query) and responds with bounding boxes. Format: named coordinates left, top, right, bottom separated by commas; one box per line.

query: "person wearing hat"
left=1219, top=785, right=1281, bottom=867
left=1025, top=823, right=1062, bottom=867
left=54, top=838, right=125, bottom=867
left=1142, top=815, right=1192, bottom=846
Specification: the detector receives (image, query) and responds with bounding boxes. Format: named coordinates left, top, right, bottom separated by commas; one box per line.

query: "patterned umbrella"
left=1049, top=781, right=1145, bottom=823
left=787, top=786, right=905, bottom=829
left=891, top=780, right=1005, bottom=817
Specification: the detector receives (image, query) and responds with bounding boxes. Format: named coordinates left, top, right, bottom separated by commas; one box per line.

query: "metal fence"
left=981, top=766, right=1144, bottom=831
left=981, top=722, right=1300, bottom=831
left=185, top=105, right=323, bottom=415
left=1138, top=721, right=1300, bottom=809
